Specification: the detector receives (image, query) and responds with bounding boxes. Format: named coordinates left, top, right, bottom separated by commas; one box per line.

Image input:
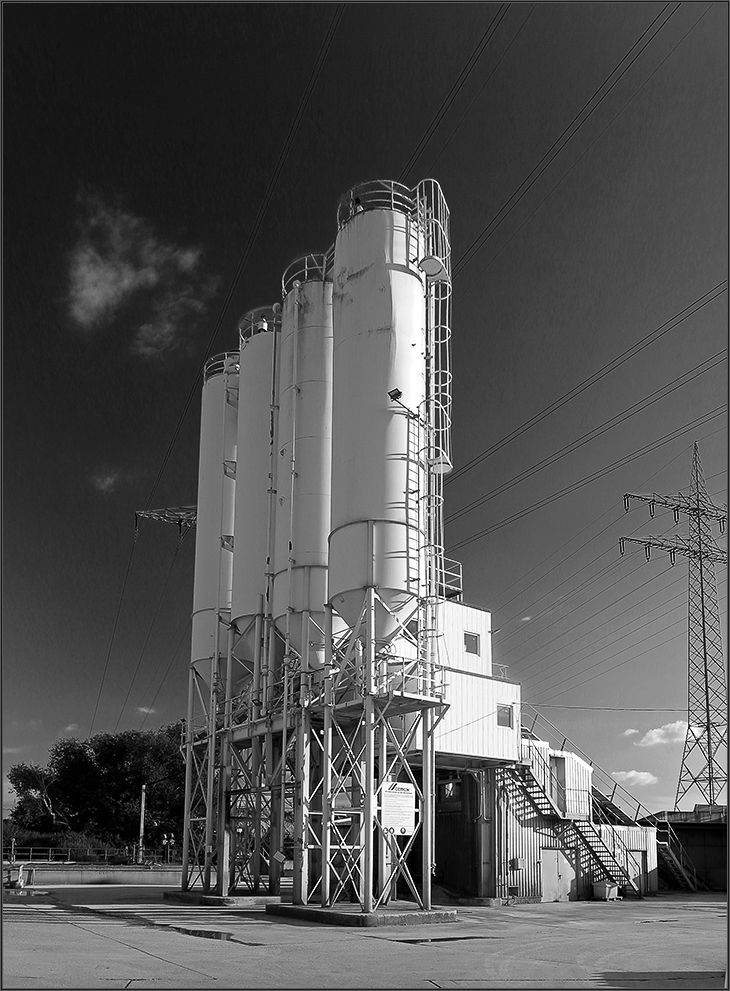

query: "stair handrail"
left=523, top=704, right=659, bottom=824
left=521, top=737, right=566, bottom=812
left=591, top=799, right=644, bottom=881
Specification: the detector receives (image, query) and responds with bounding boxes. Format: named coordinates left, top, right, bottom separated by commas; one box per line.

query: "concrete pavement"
left=2, top=886, right=726, bottom=989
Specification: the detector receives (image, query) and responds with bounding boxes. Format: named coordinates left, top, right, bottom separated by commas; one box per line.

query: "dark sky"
left=3, top=2, right=727, bottom=812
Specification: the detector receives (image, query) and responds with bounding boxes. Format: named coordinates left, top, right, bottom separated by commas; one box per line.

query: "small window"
left=464, top=632, right=480, bottom=655
left=497, top=704, right=513, bottom=728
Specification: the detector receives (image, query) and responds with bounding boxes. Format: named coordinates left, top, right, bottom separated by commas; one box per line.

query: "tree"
left=6, top=722, right=185, bottom=845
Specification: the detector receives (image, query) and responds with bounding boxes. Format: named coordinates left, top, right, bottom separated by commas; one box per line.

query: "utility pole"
left=137, top=784, right=147, bottom=864
left=620, top=443, right=727, bottom=809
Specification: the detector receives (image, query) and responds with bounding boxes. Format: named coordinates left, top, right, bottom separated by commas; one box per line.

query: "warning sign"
left=381, top=782, right=416, bottom=836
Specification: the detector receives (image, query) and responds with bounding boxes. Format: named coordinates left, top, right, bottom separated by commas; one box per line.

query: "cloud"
left=520, top=616, right=531, bottom=622
left=63, top=724, right=79, bottom=734
left=2, top=747, right=22, bottom=755
left=137, top=706, right=156, bottom=715
left=634, top=720, right=688, bottom=748
left=92, top=472, right=120, bottom=494
left=67, top=194, right=217, bottom=356
left=623, top=728, right=639, bottom=737
left=611, top=770, right=658, bottom=787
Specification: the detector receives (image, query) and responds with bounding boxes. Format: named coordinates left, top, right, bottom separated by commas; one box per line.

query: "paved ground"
left=2, top=886, right=727, bottom=989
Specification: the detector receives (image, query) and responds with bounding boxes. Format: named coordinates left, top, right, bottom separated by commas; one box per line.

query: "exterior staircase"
left=508, top=744, right=642, bottom=897
left=654, top=820, right=711, bottom=892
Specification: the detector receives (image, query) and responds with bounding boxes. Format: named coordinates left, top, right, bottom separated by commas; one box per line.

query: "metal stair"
left=568, top=820, right=642, bottom=897
left=507, top=749, right=643, bottom=898
left=655, top=820, right=711, bottom=892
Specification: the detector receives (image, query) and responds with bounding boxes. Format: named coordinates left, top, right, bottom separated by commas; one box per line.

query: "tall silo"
left=231, top=306, right=281, bottom=659
left=272, top=255, right=335, bottom=668
left=328, top=181, right=427, bottom=638
left=191, top=352, right=239, bottom=672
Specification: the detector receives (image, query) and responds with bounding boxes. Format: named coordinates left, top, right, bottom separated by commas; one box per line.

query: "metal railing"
left=281, top=250, right=334, bottom=297
left=238, top=304, right=282, bottom=343
left=336, top=179, right=415, bottom=229
left=3, top=846, right=181, bottom=865
left=203, top=351, right=240, bottom=382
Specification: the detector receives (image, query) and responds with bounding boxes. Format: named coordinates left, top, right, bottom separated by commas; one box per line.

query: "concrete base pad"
left=164, top=890, right=284, bottom=907
left=266, top=901, right=458, bottom=927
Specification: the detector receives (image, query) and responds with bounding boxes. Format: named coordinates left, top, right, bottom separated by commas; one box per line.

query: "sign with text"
left=381, top=782, right=416, bottom=835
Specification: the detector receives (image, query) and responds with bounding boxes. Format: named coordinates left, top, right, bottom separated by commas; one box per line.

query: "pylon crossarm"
left=624, top=491, right=727, bottom=526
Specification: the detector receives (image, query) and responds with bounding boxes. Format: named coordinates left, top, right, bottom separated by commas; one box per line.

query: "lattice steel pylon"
left=620, top=443, right=728, bottom=809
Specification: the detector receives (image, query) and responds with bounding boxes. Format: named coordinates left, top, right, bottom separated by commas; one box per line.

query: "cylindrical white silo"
left=191, top=353, right=239, bottom=668
left=272, top=255, right=334, bottom=667
left=231, top=306, right=280, bottom=657
left=328, top=181, right=427, bottom=638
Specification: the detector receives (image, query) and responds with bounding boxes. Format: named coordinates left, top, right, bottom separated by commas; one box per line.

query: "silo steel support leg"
left=321, top=603, right=333, bottom=907
left=293, top=710, right=311, bottom=904
left=422, top=707, right=433, bottom=910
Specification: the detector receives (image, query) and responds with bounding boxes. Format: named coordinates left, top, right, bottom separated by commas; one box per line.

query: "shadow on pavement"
left=598, top=972, right=726, bottom=989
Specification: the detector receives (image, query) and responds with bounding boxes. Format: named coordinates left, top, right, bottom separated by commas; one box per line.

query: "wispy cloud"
left=611, top=769, right=658, bottom=787
left=68, top=194, right=217, bottom=356
left=91, top=472, right=120, bottom=494
left=137, top=706, right=156, bottom=715
left=63, top=724, right=79, bottom=734
left=634, top=720, right=688, bottom=748
left=2, top=746, right=23, bottom=755
left=520, top=616, right=531, bottom=622
left=623, top=728, right=639, bottom=737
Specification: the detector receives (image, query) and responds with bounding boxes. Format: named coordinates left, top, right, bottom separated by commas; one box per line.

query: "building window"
left=497, top=704, right=513, bottom=728
left=437, top=778, right=462, bottom=809
left=464, top=632, right=480, bottom=655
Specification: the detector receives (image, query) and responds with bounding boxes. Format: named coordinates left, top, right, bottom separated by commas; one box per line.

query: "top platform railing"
left=337, top=179, right=416, bottom=229
left=237, top=304, right=282, bottom=343
left=203, top=351, right=239, bottom=382
left=281, top=249, right=335, bottom=297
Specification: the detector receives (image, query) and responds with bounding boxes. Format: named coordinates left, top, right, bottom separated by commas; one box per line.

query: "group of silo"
left=191, top=179, right=448, bottom=700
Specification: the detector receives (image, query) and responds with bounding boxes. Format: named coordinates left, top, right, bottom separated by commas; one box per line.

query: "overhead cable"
left=447, top=405, right=726, bottom=552
left=456, top=2, right=716, bottom=301
left=398, top=4, right=511, bottom=183
left=452, top=2, right=679, bottom=278
left=446, top=349, right=726, bottom=526
left=446, top=281, right=727, bottom=487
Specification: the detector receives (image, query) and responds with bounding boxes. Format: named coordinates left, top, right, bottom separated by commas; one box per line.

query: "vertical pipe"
left=377, top=721, right=388, bottom=900
left=252, top=594, right=264, bottom=718
left=321, top=603, right=333, bottom=906
left=138, top=784, right=146, bottom=864
left=181, top=668, right=196, bottom=890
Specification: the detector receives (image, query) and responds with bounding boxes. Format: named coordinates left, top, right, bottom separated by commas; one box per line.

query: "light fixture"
left=388, top=388, right=402, bottom=401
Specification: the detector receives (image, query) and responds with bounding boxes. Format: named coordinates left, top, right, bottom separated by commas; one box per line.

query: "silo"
left=328, top=180, right=427, bottom=637
left=231, top=306, right=280, bottom=656
left=272, top=255, right=334, bottom=667
left=191, top=353, right=239, bottom=669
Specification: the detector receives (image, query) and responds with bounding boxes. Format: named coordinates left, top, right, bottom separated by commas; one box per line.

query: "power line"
left=456, top=3, right=717, bottom=302
left=529, top=705, right=686, bottom=712
left=486, top=430, right=728, bottom=614
left=426, top=5, right=537, bottom=174
left=446, top=281, right=727, bottom=487
left=139, top=618, right=192, bottom=732
left=398, top=4, right=512, bottom=184
left=446, top=350, right=725, bottom=526
left=447, top=405, right=727, bottom=553
left=452, top=2, right=679, bottom=278
left=113, top=531, right=188, bottom=733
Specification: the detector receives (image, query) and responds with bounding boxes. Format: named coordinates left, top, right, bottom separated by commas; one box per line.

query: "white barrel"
left=272, top=260, right=334, bottom=666
left=328, top=182, right=427, bottom=637
left=191, top=353, right=238, bottom=667
left=231, top=307, right=279, bottom=656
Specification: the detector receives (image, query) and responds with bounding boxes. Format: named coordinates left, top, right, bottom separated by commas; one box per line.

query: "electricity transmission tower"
left=620, top=443, right=728, bottom=810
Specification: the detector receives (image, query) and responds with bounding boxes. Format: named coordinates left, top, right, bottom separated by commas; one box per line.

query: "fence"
left=3, top=845, right=181, bottom=865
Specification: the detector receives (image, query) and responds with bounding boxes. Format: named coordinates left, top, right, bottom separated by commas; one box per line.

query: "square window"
left=497, top=704, right=513, bottom=728
left=464, top=632, right=480, bottom=655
